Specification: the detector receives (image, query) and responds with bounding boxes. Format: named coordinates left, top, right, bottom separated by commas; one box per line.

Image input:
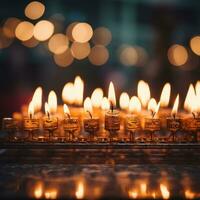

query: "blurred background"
left=0, top=0, right=200, bottom=119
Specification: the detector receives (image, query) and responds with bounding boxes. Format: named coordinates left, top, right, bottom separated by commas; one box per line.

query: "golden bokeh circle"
left=54, top=49, right=74, bottom=67
left=190, top=36, right=200, bottom=56
left=71, top=42, right=90, bottom=60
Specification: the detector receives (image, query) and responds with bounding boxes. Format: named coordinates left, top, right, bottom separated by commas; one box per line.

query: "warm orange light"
left=160, top=184, right=170, bottom=199
left=91, top=88, right=104, bottom=108
left=190, top=36, right=200, bottom=56
left=54, top=49, right=74, bottom=67
left=32, top=87, right=42, bottom=112
left=128, top=190, right=138, bottom=199
left=22, top=37, right=39, bottom=48
left=34, top=183, right=43, bottom=199
left=185, top=189, right=195, bottom=199
left=119, top=92, right=130, bottom=110
left=74, top=76, right=84, bottom=106
left=184, top=84, right=196, bottom=112
left=34, top=20, right=54, bottom=41
left=108, top=81, right=116, bottom=108
left=75, top=181, right=84, bottom=199
left=62, top=82, right=75, bottom=104
left=25, top=1, right=45, bottom=20
left=171, top=94, right=179, bottom=118
left=129, top=96, right=141, bottom=114
left=72, top=22, right=93, bottom=43
left=195, top=81, right=200, bottom=114
left=48, top=90, right=57, bottom=114
left=28, top=101, right=34, bottom=118
left=48, top=33, right=69, bottom=54
left=152, top=192, right=156, bottom=199
left=45, top=102, right=50, bottom=117
left=71, top=42, right=91, bottom=60
left=63, top=104, right=70, bottom=116
left=44, top=189, right=57, bottom=199
left=160, top=83, right=171, bottom=107
left=140, top=183, right=147, bottom=197
left=148, top=98, right=160, bottom=117
left=101, top=97, right=110, bottom=110
left=84, top=97, right=93, bottom=115
left=137, top=80, right=151, bottom=108
left=15, top=21, right=34, bottom=41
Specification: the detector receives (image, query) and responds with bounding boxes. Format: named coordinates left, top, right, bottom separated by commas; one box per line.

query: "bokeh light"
left=92, top=27, right=112, bottom=46
left=25, top=1, right=45, bottom=20
left=0, top=28, right=13, bottom=49
left=66, top=22, right=78, bottom=42
left=3, top=17, right=21, bottom=39
left=190, top=36, right=200, bottom=56
left=53, top=49, right=74, bottom=67
left=15, top=21, right=34, bottom=41
left=72, top=22, right=93, bottom=43
left=34, top=20, right=54, bottom=41
left=48, top=33, right=69, bottom=54
left=88, top=45, right=109, bottom=66
left=168, top=44, right=188, bottom=66
left=22, top=37, right=39, bottom=48
left=119, top=45, right=138, bottom=67
left=71, top=42, right=90, bottom=60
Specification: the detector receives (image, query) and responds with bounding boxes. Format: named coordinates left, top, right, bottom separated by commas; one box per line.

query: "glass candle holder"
left=43, top=116, right=58, bottom=140
left=63, top=118, right=79, bottom=141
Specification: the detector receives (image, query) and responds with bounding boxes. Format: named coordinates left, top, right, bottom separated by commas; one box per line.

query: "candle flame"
left=84, top=97, right=93, bottom=115
left=184, top=84, right=195, bottom=112
left=160, top=184, right=170, bottom=199
left=32, top=86, right=42, bottom=112
left=128, top=190, right=138, bottom=199
left=137, top=80, right=151, bottom=108
left=195, top=81, right=200, bottom=114
left=63, top=104, right=70, bottom=116
left=75, top=181, right=84, bottom=199
left=74, top=76, right=84, bottom=106
left=34, top=183, right=43, bottom=199
left=108, top=81, right=116, bottom=107
left=148, top=98, right=160, bottom=117
left=62, top=82, right=75, bottom=104
left=101, top=97, right=110, bottom=110
left=45, top=102, right=50, bottom=117
left=129, top=96, right=141, bottom=114
left=171, top=94, right=179, bottom=118
left=91, top=88, right=104, bottom=108
left=119, top=92, right=130, bottom=110
left=160, top=83, right=171, bottom=107
left=48, top=90, right=57, bottom=114
left=28, top=101, right=34, bottom=118
left=185, top=190, right=195, bottom=199
left=44, top=189, right=57, bottom=199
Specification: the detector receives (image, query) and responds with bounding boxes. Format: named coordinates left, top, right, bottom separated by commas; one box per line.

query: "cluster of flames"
left=24, top=75, right=200, bottom=120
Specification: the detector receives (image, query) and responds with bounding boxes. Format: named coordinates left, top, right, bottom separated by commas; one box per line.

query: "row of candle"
left=2, top=76, right=200, bottom=142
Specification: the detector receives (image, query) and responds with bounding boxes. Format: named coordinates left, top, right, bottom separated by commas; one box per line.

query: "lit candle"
left=125, top=96, right=141, bottom=142
left=166, top=94, right=182, bottom=142
left=105, top=82, right=120, bottom=141
left=144, top=98, right=161, bottom=141
left=63, top=104, right=79, bottom=141
left=83, top=97, right=100, bottom=141
left=23, top=101, right=40, bottom=140
left=43, top=102, right=58, bottom=140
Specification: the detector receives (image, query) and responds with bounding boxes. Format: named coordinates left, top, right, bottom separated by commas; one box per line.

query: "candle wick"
left=110, top=100, right=114, bottom=113
left=87, top=111, right=92, bottom=119
left=67, top=113, right=71, bottom=119
left=173, top=114, right=176, bottom=119
left=47, top=112, right=50, bottom=119
left=151, top=110, right=155, bottom=119
left=30, top=113, right=32, bottom=120
left=192, top=112, right=196, bottom=119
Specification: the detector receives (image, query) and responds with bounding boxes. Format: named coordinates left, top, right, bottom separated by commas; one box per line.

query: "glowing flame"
left=185, top=190, right=195, bottom=199
left=129, top=96, right=141, bottom=114
left=108, top=81, right=116, bottom=107
left=28, top=101, right=34, bottom=118
left=45, top=102, right=50, bottom=117
left=140, top=183, right=147, bottom=197
left=84, top=97, right=93, bottom=115
left=48, top=90, right=57, bottom=114
left=34, top=183, right=43, bottom=199
left=75, top=182, right=84, bottom=199
left=32, top=86, right=42, bottom=112
left=62, top=82, right=75, bottom=104
left=44, top=189, right=57, bottom=199
left=137, top=80, right=151, bottom=108
left=91, top=88, right=104, bottom=108
left=148, top=98, right=160, bottom=117
left=195, top=81, right=200, bottom=114
left=128, top=190, right=138, bottom=199
left=101, top=97, right=110, bottom=110
left=184, top=84, right=196, bottom=112
left=160, top=184, right=170, bottom=199
left=152, top=192, right=156, bottom=199
left=160, top=83, right=171, bottom=107
left=74, top=76, right=84, bottom=106
left=63, top=104, right=70, bottom=116
left=119, top=92, right=130, bottom=110
left=171, top=94, right=179, bottom=118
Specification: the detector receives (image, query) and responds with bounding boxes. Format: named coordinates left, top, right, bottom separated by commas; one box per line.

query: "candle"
left=43, top=102, right=58, bottom=140
left=125, top=96, right=141, bottom=142
left=23, top=101, right=39, bottom=140
left=167, top=94, right=182, bottom=142
left=144, top=98, right=161, bottom=141
left=83, top=97, right=99, bottom=141
left=105, top=82, right=120, bottom=141
left=63, top=104, right=79, bottom=141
